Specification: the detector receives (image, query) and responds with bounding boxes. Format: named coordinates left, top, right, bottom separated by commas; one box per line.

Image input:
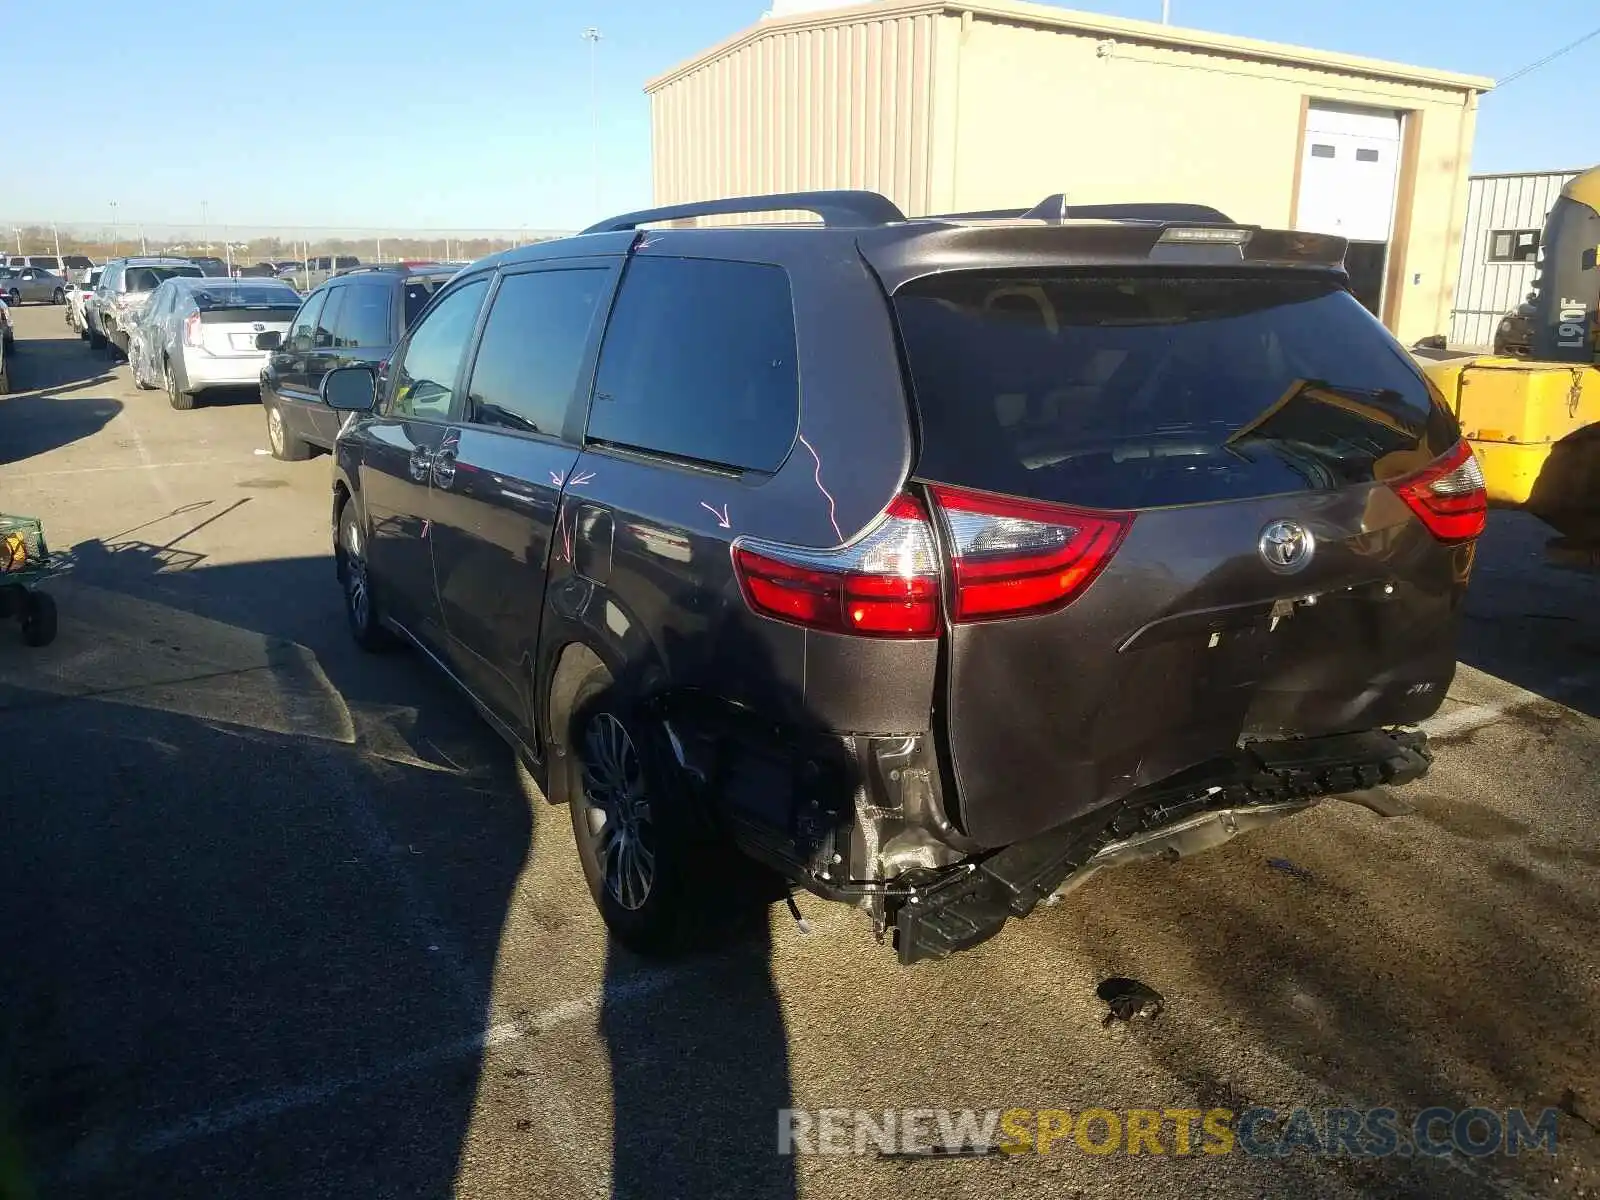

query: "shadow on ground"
left=1456, top=509, right=1598, bottom=717
left=0, top=544, right=535, bottom=1197
left=0, top=534, right=801, bottom=1200
left=0, top=338, right=121, bottom=465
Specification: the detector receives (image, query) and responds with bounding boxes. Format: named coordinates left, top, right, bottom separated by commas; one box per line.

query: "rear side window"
left=466, top=268, right=608, bottom=438
left=286, top=291, right=326, bottom=351
left=333, top=284, right=391, bottom=347
left=894, top=273, right=1458, bottom=510
left=314, top=288, right=344, bottom=348
left=588, top=257, right=798, bottom=473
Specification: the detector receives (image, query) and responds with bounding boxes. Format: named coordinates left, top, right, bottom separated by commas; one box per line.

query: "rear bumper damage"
left=888, top=728, right=1431, bottom=964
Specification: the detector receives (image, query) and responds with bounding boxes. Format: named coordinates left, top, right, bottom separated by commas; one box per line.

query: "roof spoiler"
left=935, top=196, right=1235, bottom=223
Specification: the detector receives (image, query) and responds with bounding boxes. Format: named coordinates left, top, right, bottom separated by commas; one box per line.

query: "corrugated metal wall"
left=650, top=13, right=940, bottom=220
left=1449, top=170, right=1579, bottom=349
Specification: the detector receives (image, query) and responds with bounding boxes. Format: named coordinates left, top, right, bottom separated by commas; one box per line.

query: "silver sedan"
left=128, top=276, right=303, bottom=410
left=1, top=266, right=69, bottom=306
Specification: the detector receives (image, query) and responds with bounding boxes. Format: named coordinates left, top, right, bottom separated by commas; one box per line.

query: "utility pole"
left=52, top=223, right=62, bottom=265
left=12, top=227, right=20, bottom=255
left=582, top=27, right=603, bottom=213
left=1161, top=0, right=1170, bottom=21
left=201, top=200, right=209, bottom=251
left=110, top=201, right=119, bottom=254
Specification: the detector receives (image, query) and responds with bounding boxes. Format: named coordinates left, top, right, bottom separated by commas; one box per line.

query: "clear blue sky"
left=6, top=0, right=1596, bottom=232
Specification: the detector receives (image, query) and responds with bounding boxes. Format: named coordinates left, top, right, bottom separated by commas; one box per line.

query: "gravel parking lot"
left=0, top=304, right=1596, bottom=1200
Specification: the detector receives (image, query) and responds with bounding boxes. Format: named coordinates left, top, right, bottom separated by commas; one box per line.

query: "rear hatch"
left=189, top=285, right=300, bottom=356
left=891, top=266, right=1482, bottom=848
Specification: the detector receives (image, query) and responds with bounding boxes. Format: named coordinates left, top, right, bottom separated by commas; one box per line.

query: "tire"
left=0, top=358, right=9, bottom=397
left=164, top=359, right=195, bottom=411
left=88, top=323, right=105, bottom=350
left=52, top=287, right=64, bottom=305
left=21, top=591, right=57, bottom=647
left=264, top=395, right=310, bottom=460
left=6, top=289, right=17, bottom=307
left=336, top=499, right=394, bottom=652
left=565, top=666, right=723, bottom=956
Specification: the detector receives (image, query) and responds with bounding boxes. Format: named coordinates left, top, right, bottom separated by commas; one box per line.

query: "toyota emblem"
left=253, top=322, right=266, bottom=332
left=1258, top=520, right=1314, bottom=574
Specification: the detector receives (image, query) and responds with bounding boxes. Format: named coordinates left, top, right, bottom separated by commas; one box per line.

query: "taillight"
left=1390, top=439, right=1487, bottom=543
left=928, top=484, right=1132, bottom=622
left=732, top=494, right=940, bottom=637
left=183, top=312, right=203, bottom=347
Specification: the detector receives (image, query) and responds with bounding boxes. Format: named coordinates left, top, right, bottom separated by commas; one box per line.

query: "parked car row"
left=83, top=257, right=206, bottom=356
left=5, top=254, right=97, bottom=284
left=127, top=276, right=303, bottom=410
left=92, top=260, right=445, bottom=416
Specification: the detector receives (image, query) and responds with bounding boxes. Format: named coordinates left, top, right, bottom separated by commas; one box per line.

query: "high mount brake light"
left=928, top=484, right=1132, bottom=621
left=732, top=494, right=941, bottom=638
left=1391, top=440, right=1487, bottom=543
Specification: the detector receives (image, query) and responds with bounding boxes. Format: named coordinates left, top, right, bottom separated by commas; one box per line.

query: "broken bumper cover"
left=891, top=728, right=1432, bottom=965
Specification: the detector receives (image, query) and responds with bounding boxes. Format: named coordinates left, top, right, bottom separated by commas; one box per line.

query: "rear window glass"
left=403, top=279, right=446, bottom=327
left=588, top=257, right=799, bottom=473
left=126, top=266, right=204, bottom=292
left=894, top=273, right=1458, bottom=510
left=30, top=257, right=62, bottom=270
left=192, top=285, right=299, bottom=309
left=63, top=255, right=94, bottom=269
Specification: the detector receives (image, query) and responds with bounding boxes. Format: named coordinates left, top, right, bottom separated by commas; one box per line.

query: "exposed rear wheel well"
left=544, top=642, right=606, bottom=806
left=332, top=483, right=352, bottom=559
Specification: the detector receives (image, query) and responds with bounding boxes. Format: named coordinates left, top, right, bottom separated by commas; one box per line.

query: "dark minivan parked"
left=258, top=264, right=454, bottom=459
left=320, top=190, right=1484, bottom=963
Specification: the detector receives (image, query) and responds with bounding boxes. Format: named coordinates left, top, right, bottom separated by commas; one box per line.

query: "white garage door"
left=1294, top=103, right=1402, bottom=243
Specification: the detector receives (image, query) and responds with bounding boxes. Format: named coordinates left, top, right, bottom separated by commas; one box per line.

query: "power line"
left=1495, top=23, right=1600, bottom=89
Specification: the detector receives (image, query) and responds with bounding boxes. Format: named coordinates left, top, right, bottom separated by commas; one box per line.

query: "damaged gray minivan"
left=324, top=190, right=1484, bottom=963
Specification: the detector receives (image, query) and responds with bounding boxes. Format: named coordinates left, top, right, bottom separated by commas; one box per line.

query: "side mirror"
left=322, top=365, right=377, bottom=412
left=255, top=330, right=283, bottom=351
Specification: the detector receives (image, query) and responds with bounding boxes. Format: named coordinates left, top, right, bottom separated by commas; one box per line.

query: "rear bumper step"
left=890, top=728, right=1431, bottom=965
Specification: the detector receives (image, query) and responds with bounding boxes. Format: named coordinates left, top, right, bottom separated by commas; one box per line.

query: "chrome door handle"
left=408, top=445, right=434, bottom=482
left=431, top=448, right=458, bottom=489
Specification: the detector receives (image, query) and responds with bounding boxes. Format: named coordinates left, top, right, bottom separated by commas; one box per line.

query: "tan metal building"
left=645, top=0, right=1493, bottom=344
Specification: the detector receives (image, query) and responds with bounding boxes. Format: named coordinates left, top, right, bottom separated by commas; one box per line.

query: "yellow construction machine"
left=1421, top=165, right=1600, bottom=566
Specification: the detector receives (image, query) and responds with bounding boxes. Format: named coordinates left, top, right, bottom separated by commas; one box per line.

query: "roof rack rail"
left=581, top=189, right=907, bottom=234
left=931, top=196, right=1236, bottom=224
